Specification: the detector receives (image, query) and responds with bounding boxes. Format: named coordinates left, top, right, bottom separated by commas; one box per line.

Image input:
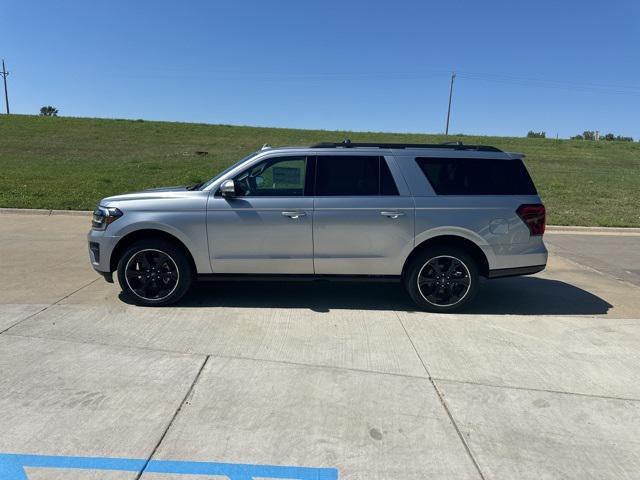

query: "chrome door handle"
left=381, top=211, right=405, bottom=219
left=282, top=211, right=307, bottom=219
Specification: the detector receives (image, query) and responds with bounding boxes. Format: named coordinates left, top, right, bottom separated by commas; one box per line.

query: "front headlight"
left=92, top=207, right=123, bottom=230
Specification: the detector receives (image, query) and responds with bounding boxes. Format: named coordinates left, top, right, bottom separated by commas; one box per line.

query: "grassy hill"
left=1, top=114, right=639, bottom=226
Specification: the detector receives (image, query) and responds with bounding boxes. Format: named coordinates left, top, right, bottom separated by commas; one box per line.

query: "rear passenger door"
left=313, top=154, right=414, bottom=275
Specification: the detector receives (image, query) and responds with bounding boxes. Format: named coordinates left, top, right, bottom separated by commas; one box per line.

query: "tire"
left=116, top=239, right=193, bottom=306
left=404, top=246, right=479, bottom=313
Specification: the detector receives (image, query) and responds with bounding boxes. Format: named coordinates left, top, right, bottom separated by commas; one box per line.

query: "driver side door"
left=206, top=155, right=314, bottom=274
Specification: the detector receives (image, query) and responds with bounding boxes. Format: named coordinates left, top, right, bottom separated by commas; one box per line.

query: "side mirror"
left=220, top=179, right=236, bottom=197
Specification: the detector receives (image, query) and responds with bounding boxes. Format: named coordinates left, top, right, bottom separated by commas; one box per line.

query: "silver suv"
left=88, top=141, right=547, bottom=312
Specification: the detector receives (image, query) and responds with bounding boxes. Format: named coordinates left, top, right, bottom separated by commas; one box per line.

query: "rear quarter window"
left=415, top=157, right=537, bottom=195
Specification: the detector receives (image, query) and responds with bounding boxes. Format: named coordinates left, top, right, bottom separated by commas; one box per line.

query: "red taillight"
left=517, top=204, right=546, bottom=236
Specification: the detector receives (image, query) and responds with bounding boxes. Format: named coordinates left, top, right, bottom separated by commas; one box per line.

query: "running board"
left=197, top=273, right=401, bottom=283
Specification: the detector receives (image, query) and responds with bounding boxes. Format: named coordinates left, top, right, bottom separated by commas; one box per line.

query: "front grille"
left=89, top=242, right=100, bottom=263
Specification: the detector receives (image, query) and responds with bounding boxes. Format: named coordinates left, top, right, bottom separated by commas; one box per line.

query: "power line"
left=95, top=65, right=640, bottom=97
left=442, top=69, right=640, bottom=97
left=1, top=59, right=9, bottom=114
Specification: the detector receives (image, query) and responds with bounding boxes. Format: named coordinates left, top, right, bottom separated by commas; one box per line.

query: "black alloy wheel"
left=417, top=255, right=471, bottom=307
left=404, top=246, right=479, bottom=312
left=125, top=249, right=180, bottom=301
left=117, top=239, right=193, bottom=306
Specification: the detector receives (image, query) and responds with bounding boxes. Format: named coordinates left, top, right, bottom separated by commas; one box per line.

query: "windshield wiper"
left=186, top=182, right=204, bottom=191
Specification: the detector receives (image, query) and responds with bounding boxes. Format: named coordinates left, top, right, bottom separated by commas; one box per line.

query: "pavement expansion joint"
left=134, top=355, right=211, bottom=480
left=1, top=330, right=433, bottom=381
left=395, top=311, right=487, bottom=480
left=432, top=377, right=640, bottom=403
left=0, top=278, right=100, bottom=335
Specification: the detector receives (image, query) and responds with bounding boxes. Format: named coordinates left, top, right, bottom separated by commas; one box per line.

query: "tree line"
left=527, top=130, right=634, bottom=142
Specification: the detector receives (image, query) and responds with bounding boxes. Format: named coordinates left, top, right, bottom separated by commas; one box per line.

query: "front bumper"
left=96, top=270, right=114, bottom=283
left=87, top=229, right=121, bottom=277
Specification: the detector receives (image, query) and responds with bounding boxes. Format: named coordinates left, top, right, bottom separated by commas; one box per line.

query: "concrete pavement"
left=1, top=213, right=639, bottom=479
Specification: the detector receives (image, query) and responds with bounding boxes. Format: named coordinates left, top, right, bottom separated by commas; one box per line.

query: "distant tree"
left=527, top=130, right=546, bottom=139
left=616, top=136, right=633, bottom=142
left=573, top=131, right=633, bottom=141
left=39, top=106, right=58, bottom=116
left=599, top=133, right=634, bottom=142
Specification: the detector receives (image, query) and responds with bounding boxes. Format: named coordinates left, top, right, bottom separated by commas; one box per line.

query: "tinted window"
left=415, top=157, right=537, bottom=195
left=380, top=157, right=399, bottom=195
left=316, top=156, right=398, bottom=196
left=234, top=156, right=306, bottom=196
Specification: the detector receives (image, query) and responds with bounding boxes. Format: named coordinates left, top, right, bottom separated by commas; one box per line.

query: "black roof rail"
left=310, top=139, right=502, bottom=152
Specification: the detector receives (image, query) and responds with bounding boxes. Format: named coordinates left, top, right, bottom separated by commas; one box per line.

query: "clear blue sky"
left=2, top=0, right=639, bottom=138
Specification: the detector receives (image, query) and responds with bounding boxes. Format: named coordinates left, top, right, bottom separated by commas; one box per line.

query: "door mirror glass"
left=220, top=179, right=236, bottom=197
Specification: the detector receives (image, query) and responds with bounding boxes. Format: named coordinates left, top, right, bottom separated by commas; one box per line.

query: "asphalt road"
left=545, top=229, right=640, bottom=287
left=1, top=212, right=639, bottom=480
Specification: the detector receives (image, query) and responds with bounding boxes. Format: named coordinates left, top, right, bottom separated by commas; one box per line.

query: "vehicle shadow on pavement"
left=164, top=276, right=613, bottom=315
left=468, top=277, right=613, bottom=315
left=180, top=281, right=412, bottom=313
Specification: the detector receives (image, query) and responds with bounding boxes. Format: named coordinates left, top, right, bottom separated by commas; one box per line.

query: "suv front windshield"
left=197, top=151, right=260, bottom=190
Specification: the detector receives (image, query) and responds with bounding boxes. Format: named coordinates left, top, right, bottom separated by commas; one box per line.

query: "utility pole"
left=1, top=59, right=9, bottom=114
left=445, top=71, right=456, bottom=135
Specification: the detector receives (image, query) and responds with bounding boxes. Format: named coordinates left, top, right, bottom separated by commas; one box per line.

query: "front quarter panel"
left=98, top=191, right=211, bottom=274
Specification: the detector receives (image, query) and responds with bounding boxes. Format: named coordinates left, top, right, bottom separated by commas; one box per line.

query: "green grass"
left=1, top=114, right=639, bottom=226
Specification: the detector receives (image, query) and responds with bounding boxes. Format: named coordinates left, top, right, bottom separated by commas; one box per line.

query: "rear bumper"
left=487, top=264, right=546, bottom=279
left=483, top=235, right=548, bottom=273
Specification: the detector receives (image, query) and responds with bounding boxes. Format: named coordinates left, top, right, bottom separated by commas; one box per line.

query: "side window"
left=234, top=156, right=306, bottom=196
left=380, top=157, right=399, bottom=195
left=415, top=157, right=537, bottom=195
left=316, top=155, right=399, bottom=196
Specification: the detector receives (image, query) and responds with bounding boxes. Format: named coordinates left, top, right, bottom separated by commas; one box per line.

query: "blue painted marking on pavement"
left=0, top=453, right=339, bottom=480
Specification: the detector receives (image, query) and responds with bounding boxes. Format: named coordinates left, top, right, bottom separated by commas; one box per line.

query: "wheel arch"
left=402, top=235, right=491, bottom=278
left=110, top=229, right=197, bottom=274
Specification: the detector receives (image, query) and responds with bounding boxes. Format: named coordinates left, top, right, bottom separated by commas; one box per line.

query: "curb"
left=545, top=225, right=640, bottom=234
left=0, top=208, right=92, bottom=216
